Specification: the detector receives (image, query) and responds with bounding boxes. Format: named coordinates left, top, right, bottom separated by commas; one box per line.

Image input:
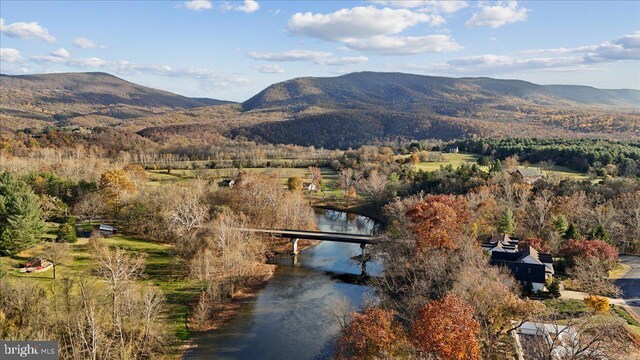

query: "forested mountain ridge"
left=2, top=71, right=639, bottom=150
left=0, top=72, right=233, bottom=130
left=243, top=72, right=640, bottom=112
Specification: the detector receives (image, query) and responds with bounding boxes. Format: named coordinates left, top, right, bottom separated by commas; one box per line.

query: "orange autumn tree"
left=336, top=308, right=409, bottom=360
left=99, top=169, right=136, bottom=213
left=407, top=195, right=471, bottom=251
left=412, top=294, right=481, bottom=360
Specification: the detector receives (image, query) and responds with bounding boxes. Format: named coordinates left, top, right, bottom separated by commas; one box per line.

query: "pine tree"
left=553, top=215, right=569, bottom=234
left=588, top=224, right=611, bottom=242
left=498, top=208, right=516, bottom=234
left=489, top=160, right=503, bottom=173
left=0, top=171, right=46, bottom=256
left=564, top=223, right=581, bottom=240
left=57, top=217, right=77, bottom=243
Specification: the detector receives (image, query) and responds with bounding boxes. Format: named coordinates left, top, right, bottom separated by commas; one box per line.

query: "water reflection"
left=185, top=209, right=380, bottom=360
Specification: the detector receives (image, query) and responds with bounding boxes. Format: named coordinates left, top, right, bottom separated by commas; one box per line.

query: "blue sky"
left=1, top=0, right=639, bottom=101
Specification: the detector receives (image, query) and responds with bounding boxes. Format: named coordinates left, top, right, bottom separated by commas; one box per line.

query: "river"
left=185, top=209, right=380, bottom=360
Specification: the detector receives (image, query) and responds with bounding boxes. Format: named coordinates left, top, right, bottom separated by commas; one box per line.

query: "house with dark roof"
left=490, top=245, right=554, bottom=292
left=511, top=168, right=544, bottom=184
left=482, top=234, right=519, bottom=254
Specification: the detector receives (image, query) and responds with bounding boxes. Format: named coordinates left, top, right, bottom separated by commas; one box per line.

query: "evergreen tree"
left=553, top=215, right=569, bottom=234
left=57, top=217, right=77, bottom=243
left=0, top=171, right=46, bottom=255
left=563, top=223, right=581, bottom=240
left=588, top=224, right=611, bottom=242
left=497, top=208, right=516, bottom=234
left=489, top=160, right=503, bottom=173
left=547, top=278, right=561, bottom=298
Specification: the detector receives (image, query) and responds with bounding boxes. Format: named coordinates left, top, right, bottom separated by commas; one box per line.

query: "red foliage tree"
left=407, top=195, right=471, bottom=251
left=412, top=294, right=481, bottom=360
left=519, top=237, right=552, bottom=254
left=336, top=308, right=408, bottom=360
left=559, top=239, right=618, bottom=269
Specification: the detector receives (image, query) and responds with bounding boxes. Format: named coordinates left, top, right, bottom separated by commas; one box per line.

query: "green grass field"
left=147, top=166, right=340, bottom=191
left=403, top=152, right=591, bottom=180
left=405, top=152, right=481, bottom=172
left=0, top=234, right=200, bottom=342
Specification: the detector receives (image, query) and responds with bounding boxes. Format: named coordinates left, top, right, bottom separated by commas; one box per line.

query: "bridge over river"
left=238, top=228, right=380, bottom=269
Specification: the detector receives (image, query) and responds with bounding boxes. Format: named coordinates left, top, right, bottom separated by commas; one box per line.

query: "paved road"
left=616, top=255, right=640, bottom=317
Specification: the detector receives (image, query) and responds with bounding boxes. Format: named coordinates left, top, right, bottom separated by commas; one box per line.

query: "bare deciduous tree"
left=40, top=242, right=70, bottom=280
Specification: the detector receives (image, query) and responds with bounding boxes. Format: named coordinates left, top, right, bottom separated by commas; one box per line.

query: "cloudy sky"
left=1, top=0, right=639, bottom=101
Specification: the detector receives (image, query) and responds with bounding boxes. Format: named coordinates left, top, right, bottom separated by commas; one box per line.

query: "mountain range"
left=243, top=72, right=640, bottom=112
left=1, top=71, right=638, bottom=148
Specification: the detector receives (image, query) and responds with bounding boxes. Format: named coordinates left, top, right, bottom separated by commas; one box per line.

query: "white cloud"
left=236, top=0, right=259, bottom=14
left=289, top=6, right=442, bottom=42
left=31, top=54, right=106, bottom=67
left=287, top=6, right=458, bottom=55
left=72, top=37, right=102, bottom=49
left=221, top=0, right=259, bottom=14
left=184, top=0, right=212, bottom=11
left=518, top=31, right=640, bottom=62
left=344, top=34, right=462, bottom=55
left=0, top=48, right=24, bottom=63
left=316, top=56, right=369, bottom=66
left=69, top=57, right=107, bottom=68
left=466, top=1, right=529, bottom=28
left=370, top=1, right=468, bottom=14
left=51, top=48, right=70, bottom=58
left=252, top=64, right=285, bottom=73
left=111, top=61, right=251, bottom=87
left=448, top=54, right=580, bottom=70
left=30, top=55, right=67, bottom=64
left=400, top=31, right=640, bottom=76
left=248, top=50, right=332, bottom=61
left=0, top=18, right=55, bottom=42
left=584, top=31, right=640, bottom=62
left=27, top=52, right=250, bottom=88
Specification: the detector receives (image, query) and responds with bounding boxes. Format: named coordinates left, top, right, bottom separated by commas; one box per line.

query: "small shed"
left=98, top=224, right=117, bottom=237
left=303, top=182, right=317, bottom=191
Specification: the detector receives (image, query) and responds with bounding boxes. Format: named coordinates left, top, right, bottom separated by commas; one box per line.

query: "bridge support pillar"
left=291, top=238, right=299, bottom=255
left=360, top=243, right=367, bottom=272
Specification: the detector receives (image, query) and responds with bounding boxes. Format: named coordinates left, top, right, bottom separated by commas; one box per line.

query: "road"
left=616, top=255, right=640, bottom=317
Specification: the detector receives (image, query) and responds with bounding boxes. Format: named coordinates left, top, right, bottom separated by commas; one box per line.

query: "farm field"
left=403, top=152, right=591, bottom=181
left=147, top=166, right=340, bottom=190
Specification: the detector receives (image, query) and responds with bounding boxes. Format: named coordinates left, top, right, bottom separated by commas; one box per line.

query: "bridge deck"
left=238, top=228, right=378, bottom=245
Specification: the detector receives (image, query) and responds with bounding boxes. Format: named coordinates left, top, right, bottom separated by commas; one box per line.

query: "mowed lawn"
left=0, top=234, right=200, bottom=342
left=407, top=152, right=481, bottom=172
left=402, top=152, right=591, bottom=181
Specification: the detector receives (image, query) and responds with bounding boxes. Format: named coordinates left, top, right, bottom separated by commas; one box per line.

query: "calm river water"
left=185, top=209, right=380, bottom=360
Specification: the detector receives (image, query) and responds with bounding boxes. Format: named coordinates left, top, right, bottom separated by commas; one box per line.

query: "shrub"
left=547, top=278, right=561, bottom=298
left=584, top=295, right=610, bottom=313
left=559, top=239, right=618, bottom=270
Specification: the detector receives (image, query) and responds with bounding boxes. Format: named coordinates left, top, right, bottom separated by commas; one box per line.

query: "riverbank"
left=182, top=262, right=277, bottom=355
left=314, top=203, right=388, bottom=225
left=187, top=263, right=277, bottom=332
left=183, top=210, right=379, bottom=359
